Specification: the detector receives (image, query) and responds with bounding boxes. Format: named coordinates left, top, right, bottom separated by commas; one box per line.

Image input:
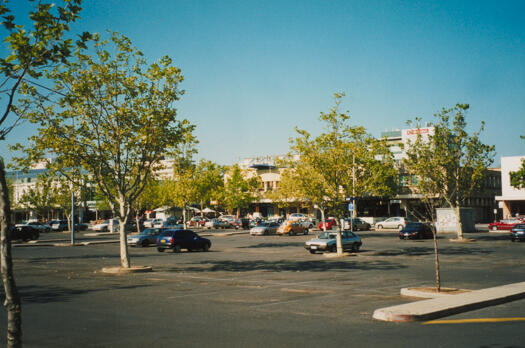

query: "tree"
left=509, top=135, right=525, bottom=190
left=404, top=104, right=495, bottom=240
left=163, top=131, right=199, bottom=228
left=17, top=172, right=55, bottom=220
left=193, top=160, right=225, bottom=215
left=287, top=93, right=397, bottom=254
left=0, top=1, right=86, bottom=345
left=13, top=32, right=194, bottom=269
left=510, top=160, right=525, bottom=190
left=222, top=165, right=260, bottom=217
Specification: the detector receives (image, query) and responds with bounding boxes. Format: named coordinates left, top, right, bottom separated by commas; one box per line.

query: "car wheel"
left=31, top=233, right=38, bottom=240
left=173, top=244, right=181, bottom=253
left=491, top=226, right=498, bottom=231
left=157, top=247, right=164, bottom=252
left=330, top=245, right=337, bottom=253
left=377, top=224, right=383, bottom=230
left=203, top=243, right=210, bottom=252
left=511, top=238, right=515, bottom=242
left=289, top=230, right=294, bottom=236
left=141, top=240, right=149, bottom=248
left=398, top=225, right=403, bottom=230
left=309, top=250, right=316, bottom=254
left=352, top=243, right=360, bottom=252
left=304, top=229, right=309, bottom=235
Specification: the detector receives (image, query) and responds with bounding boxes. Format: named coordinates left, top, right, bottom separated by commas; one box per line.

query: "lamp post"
left=71, top=183, right=75, bottom=245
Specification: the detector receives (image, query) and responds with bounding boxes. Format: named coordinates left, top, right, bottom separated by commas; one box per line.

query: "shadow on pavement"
left=26, top=254, right=147, bottom=263
left=5, top=283, right=151, bottom=304
left=373, top=246, right=492, bottom=257
left=238, top=242, right=304, bottom=249
left=161, top=259, right=407, bottom=273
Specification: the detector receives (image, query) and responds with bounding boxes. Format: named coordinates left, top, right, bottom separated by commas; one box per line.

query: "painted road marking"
left=423, top=317, right=525, bottom=325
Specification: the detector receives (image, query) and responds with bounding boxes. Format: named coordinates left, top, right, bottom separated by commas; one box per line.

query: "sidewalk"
left=373, top=281, right=525, bottom=322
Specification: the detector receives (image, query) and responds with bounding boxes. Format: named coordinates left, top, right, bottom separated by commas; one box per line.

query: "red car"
left=488, top=219, right=523, bottom=231
left=318, top=218, right=337, bottom=230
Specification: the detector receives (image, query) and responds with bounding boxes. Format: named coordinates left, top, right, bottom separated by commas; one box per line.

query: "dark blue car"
left=399, top=222, right=434, bottom=239
left=157, top=229, right=211, bottom=253
left=511, top=223, right=525, bottom=242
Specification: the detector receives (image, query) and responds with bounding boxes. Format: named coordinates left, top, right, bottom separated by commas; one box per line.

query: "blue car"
left=511, top=223, right=525, bottom=242
left=157, top=229, right=211, bottom=253
left=127, top=228, right=165, bottom=247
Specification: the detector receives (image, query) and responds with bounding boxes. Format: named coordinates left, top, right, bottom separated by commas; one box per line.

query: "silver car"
left=375, top=217, right=411, bottom=230
left=344, top=218, right=371, bottom=231
left=250, top=221, right=280, bottom=236
left=305, top=230, right=362, bottom=254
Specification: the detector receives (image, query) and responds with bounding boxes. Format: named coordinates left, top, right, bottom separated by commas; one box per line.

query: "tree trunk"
left=0, top=160, right=22, bottom=347
left=182, top=207, right=187, bottom=229
left=454, top=206, right=463, bottom=240
left=320, top=209, right=326, bottom=232
left=118, top=200, right=130, bottom=268
left=200, top=200, right=204, bottom=217
left=336, top=218, right=343, bottom=255
left=135, top=212, right=141, bottom=234
left=432, top=224, right=441, bottom=292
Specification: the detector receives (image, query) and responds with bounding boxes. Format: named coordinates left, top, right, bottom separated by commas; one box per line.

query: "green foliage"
left=12, top=32, right=194, bottom=221
left=404, top=104, right=495, bottom=209
left=193, top=160, right=224, bottom=209
left=0, top=0, right=89, bottom=139
left=222, top=164, right=260, bottom=214
left=510, top=159, right=525, bottom=190
left=17, top=172, right=55, bottom=218
left=281, top=93, right=398, bottom=219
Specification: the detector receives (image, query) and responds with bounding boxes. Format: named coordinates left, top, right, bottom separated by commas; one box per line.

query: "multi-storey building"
left=495, top=156, right=525, bottom=219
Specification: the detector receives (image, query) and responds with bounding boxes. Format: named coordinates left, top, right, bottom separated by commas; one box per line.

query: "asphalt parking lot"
left=3, top=228, right=525, bottom=347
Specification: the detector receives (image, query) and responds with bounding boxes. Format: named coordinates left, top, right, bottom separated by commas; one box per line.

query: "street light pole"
left=71, top=184, right=75, bottom=245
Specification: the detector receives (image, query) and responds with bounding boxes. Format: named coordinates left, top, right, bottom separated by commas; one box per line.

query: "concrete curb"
left=373, top=281, right=525, bottom=322
left=323, top=252, right=356, bottom=258
left=100, top=266, right=153, bottom=274
left=400, top=287, right=471, bottom=299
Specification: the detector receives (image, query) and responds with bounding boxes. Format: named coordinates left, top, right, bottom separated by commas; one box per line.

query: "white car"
left=92, top=220, right=110, bottom=232
left=375, top=217, right=411, bottom=230
left=289, top=213, right=307, bottom=221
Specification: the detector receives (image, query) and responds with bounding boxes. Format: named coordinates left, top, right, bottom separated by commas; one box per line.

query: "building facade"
left=495, top=156, right=525, bottom=219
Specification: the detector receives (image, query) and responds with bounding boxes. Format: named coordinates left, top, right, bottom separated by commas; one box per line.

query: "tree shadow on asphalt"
left=373, top=246, right=492, bottom=257
left=237, top=242, right=304, bottom=249
left=26, top=254, right=147, bottom=263
left=161, top=259, right=407, bottom=273
left=0, top=283, right=151, bottom=304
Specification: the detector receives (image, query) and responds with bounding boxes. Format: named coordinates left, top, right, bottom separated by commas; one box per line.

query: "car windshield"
left=319, top=232, right=337, bottom=239
left=258, top=222, right=270, bottom=227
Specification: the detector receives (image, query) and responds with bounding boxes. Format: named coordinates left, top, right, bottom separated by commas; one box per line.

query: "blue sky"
left=3, top=0, right=525, bottom=166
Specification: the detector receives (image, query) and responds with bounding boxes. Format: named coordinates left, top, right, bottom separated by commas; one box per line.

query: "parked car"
left=127, top=228, right=165, bottom=247
left=344, top=218, right=371, bottom=231
left=205, top=218, right=231, bottom=229
left=510, top=223, right=525, bottom=242
left=289, top=213, right=308, bottom=221
left=143, top=219, right=154, bottom=228
left=11, top=225, right=39, bottom=242
left=92, top=220, right=110, bottom=232
left=51, top=220, right=69, bottom=231
left=398, top=222, right=434, bottom=239
left=488, top=219, right=523, bottom=231
left=375, top=217, right=411, bottom=230
left=318, top=218, right=337, bottom=230
left=189, top=216, right=208, bottom=227
left=277, top=220, right=309, bottom=236
left=156, top=229, right=211, bottom=252
left=250, top=221, right=281, bottom=236
left=304, top=230, right=361, bottom=254
left=17, top=221, right=51, bottom=233
left=153, top=217, right=180, bottom=229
